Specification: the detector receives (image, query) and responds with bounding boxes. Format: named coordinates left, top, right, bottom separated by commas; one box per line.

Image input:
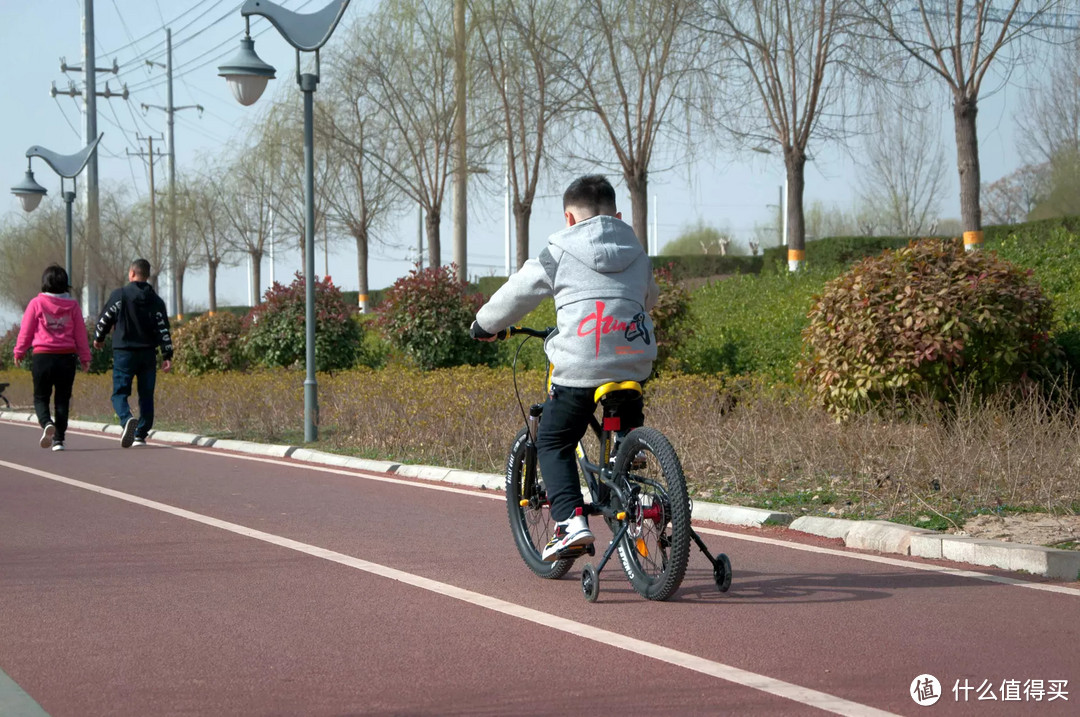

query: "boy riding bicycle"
left=471, top=175, right=658, bottom=561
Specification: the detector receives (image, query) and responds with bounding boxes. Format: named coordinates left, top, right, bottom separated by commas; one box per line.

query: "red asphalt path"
left=1, top=420, right=1078, bottom=716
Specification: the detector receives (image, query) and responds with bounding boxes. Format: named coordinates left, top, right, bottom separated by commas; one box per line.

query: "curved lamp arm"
left=26, top=133, right=104, bottom=179
left=240, top=0, right=351, bottom=52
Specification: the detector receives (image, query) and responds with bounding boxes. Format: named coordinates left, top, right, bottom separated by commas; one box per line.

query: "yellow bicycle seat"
left=593, top=381, right=643, bottom=404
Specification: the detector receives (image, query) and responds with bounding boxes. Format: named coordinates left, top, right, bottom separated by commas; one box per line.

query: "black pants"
left=536, top=384, right=644, bottom=522
left=31, top=353, right=78, bottom=441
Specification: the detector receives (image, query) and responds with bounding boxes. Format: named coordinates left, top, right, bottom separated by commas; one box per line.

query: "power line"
left=99, top=0, right=223, bottom=62
left=52, top=96, right=84, bottom=140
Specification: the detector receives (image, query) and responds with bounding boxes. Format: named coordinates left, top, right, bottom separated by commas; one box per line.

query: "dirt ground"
left=952, top=514, right=1080, bottom=549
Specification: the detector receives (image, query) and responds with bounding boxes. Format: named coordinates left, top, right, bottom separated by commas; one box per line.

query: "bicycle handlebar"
left=506, top=326, right=554, bottom=339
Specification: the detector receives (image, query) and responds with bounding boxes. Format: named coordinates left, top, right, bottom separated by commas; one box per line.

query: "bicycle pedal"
left=554, top=544, right=589, bottom=560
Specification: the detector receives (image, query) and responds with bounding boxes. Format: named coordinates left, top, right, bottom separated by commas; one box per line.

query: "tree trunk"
left=625, top=170, right=649, bottom=250
left=355, top=230, right=369, bottom=313
left=176, top=271, right=184, bottom=319
left=785, top=151, right=807, bottom=271
left=208, top=259, right=219, bottom=314
left=514, top=201, right=532, bottom=270
left=953, top=94, right=983, bottom=238
left=249, top=249, right=263, bottom=305
left=150, top=271, right=161, bottom=295
left=426, top=210, right=441, bottom=268
left=452, top=0, right=468, bottom=281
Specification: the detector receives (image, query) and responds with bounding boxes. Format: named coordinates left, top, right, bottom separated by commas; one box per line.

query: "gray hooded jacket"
left=476, top=215, right=658, bottom=388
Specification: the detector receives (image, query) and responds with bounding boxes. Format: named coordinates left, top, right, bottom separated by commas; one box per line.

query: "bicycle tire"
left=506, top=427, right=574, bottom=579
left=612, top=427, right=691, bottom=601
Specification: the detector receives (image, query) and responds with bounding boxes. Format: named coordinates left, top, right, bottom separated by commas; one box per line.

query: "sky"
left=0, top=0, right=1032, bottom=328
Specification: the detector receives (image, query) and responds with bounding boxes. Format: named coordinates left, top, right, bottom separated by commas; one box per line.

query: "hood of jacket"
left=36, top=292, right=79, bottom=314
left=124, top=281, right=157, bottom=305
left=548, top=215, right=643, bottom=274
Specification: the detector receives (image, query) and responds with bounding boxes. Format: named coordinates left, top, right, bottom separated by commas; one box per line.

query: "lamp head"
left=218, top=35, right=277, bottom=106
left=11, top=168, right=47, bottom=213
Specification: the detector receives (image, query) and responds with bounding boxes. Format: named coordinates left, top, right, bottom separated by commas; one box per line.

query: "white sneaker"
left=120, top=417, right=137, bottom=448
left=541, top=508, right=594, bottom=562
left=132, top=439, right=146, bottom=447
left=51, top=441, right=65, bottom=452
left=40, top=423, right=56, bottom=448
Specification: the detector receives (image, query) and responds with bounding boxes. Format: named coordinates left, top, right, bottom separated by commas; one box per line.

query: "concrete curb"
left=2, top=410, right=1077, bottom=582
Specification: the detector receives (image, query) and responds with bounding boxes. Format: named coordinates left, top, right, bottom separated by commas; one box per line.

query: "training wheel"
left=581, top=563, right=600, bottom=602
left=714, top=553, right=732, bottom=592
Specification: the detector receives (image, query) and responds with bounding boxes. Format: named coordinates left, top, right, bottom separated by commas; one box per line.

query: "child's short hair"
left=41, top=264, right=69, bottom=293
left=563, top=175, right=617, bottom=217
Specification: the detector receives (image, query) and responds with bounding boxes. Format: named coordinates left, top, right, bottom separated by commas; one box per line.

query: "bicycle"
left=0, top=383, right=10, bottom=410
left=501, top=326, right=732, bottom=603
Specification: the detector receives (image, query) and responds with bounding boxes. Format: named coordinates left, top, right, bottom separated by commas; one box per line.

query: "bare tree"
left=218, top=135, right=281, bottom=305
left=856, top=92, right=946, bottom=236
left=179, top=167, right=234, bottom=314
left=259, top=100, right=340, bottom=273
left=0, top=205, right=72, bottom=313
left=356, top=0, right=457, bottom=268
left=100, top=186, right=164, bottom=290
left=320, top=46, right=403, bottom=314
left=705, top=0, right=860, bottom=268
left=1016, top=37, right=1080, bottom=166
left=471, top=0, right=576, bottom=269
left=559, top=0, right=709, bottom=249
left=981, top=163, right=1049, bottom=225
left=855, top=0, right=1067, bottom=242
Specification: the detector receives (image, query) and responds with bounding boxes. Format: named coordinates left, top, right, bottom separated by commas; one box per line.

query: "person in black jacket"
left=93, top=258, right=174, bottom=448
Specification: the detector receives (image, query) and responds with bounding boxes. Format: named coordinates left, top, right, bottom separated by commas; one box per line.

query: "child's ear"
left=565, top=210, right=577, bottom=227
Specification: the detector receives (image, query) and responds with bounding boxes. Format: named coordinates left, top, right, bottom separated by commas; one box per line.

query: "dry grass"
left=3, top=367, right=1078, bottom=527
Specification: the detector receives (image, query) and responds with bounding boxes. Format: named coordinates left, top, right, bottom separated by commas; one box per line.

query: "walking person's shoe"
left=132, top=438, right=147, bottom=447
left=40, top=423, right=56, bottom=449
left=542, top=507, right=594, bottom=562
left=51, top=440, right=65, bottom=452
left=120, top=417, right=138, bottom=448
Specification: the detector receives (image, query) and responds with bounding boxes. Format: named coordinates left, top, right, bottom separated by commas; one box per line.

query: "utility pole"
left=53, top=0, right=123, bottom=318
left=126, top=136, right=165, bottom=289
left=452, top=0, right=467, bottom=280
left=142, top=28, right=204, bottom=320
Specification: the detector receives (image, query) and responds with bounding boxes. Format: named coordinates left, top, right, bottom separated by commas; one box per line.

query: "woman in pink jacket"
left=13, top=264, right=92, bottom=451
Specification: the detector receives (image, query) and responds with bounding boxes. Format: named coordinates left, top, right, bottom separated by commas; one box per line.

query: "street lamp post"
left=11, top=134, right=104, bottom=288
left=218, top=0, right=351, bottom=443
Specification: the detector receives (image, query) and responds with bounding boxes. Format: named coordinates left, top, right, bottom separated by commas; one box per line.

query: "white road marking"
left=6, top=419, right=1079, bottom=596
left=0, top=458, right=897, bottom=717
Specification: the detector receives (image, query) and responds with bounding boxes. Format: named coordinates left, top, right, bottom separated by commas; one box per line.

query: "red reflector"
left=603, top=417, right=621, bottom=431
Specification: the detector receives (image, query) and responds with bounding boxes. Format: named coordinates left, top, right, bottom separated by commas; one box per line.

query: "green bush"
left=375, top=264, right=499, bottom=370
left=173, top=312, right=246, bottom=375
left=798, top=239, right=1061, bottom=417
left=652, top=265, right=693, bottom=372
left=675, top=267, right=827, bottom=379
left=243, top=273, right=362, bottom=372
left=0, top=324, right=29, bottom=371
left=87, top=324, right=112, bottom=374
left=650, top=254, right=762, bottom=280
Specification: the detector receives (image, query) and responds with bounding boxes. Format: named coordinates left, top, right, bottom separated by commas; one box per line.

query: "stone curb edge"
left=3, top=411, right=1078, bottom=582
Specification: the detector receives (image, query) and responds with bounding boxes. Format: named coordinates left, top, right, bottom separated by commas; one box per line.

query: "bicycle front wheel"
left=506, top=427, right=574, bottom=579
left=612, top=427, right=691, bottom=601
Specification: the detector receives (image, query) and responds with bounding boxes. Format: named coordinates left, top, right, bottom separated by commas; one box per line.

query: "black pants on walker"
left=536, top=383, right=644, bottom=522
left=31, top=353, right=78, bottom=441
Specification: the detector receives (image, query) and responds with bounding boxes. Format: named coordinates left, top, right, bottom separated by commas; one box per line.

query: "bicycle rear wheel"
left=612, top=427, right=691, bottom=601
left=506, top=427, right=574, bottom=579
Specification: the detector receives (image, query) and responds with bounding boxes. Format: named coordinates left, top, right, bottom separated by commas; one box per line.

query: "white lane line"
left=694, top=527, right=1080, bottom=597
left=7, top=420, right=1079, bottom=595
left=0, top=458, right=897, bottom=717
left=0, top=666, right=49, bottom=717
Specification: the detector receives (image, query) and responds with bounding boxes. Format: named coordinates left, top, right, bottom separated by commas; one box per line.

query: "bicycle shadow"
left=668, top=565, right=1027, bottom=605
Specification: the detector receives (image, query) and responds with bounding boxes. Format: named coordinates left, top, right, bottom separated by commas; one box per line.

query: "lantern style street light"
left=218, top=0, right=350, bottom=443
left=11, top=134, right=104, bottom=287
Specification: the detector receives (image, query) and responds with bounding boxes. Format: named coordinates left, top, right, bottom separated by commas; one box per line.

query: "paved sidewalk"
left=3, top=409, right=1078, bottom=582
